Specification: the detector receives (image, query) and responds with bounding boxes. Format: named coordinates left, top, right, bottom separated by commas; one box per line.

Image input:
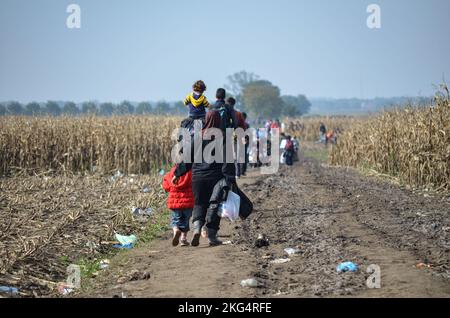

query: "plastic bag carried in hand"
left=218, top=191, right=241, bottom=222
left=280, top=152, right=286, bottom=164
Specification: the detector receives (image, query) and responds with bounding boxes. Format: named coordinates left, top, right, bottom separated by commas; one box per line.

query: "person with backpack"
left=212, top=88, right=237, bottom=130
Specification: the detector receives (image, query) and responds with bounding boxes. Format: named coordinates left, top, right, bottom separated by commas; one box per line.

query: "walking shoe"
left=172, top=229, right=182, bottom=247
left=191, top=221, right=203, bottom=247
left=207, top=229, right=223, bottom=246
left=180, top=233, right=189, bottom=246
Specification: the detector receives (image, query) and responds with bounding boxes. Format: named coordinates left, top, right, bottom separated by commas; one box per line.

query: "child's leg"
left=178, top=209, right=192, bottom=233
left=171, top=210, right=182, bottom=246
left=201, top=227, right=208, bottom=238
left=180, top=209, right=192, bottom=246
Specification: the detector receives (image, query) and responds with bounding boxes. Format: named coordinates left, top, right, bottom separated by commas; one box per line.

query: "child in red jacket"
left=162, top=166, right=194, bottom=247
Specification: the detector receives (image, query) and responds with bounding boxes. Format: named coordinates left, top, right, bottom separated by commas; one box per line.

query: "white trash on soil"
left=284, top=247, right=300, bottom=256
left=270, top=258, right=291, bottom=264
left=99, top=259, right=110, bottom=270
left=240, top=278, right=259, bottom=288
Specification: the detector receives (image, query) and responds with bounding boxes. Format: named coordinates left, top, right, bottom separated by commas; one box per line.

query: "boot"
left=207, top=228, right=223, bottom=246
left=191, top=221, right=203, bottom=247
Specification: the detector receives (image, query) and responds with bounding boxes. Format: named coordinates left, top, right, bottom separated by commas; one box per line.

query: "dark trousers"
left=236, top=144, right=249, bottom=177
left=192, top=176, right=222, bottom=231
left=285, top=150, right=294, bottom=166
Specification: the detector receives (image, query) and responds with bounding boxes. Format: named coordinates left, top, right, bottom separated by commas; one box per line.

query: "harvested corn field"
left=0, top=172, right=169, bottom=297
left=0, top=116, right=181, bottom=175
left=285, top=116, right=364, bottom=141
left=330, top=90, right=450, bottom=192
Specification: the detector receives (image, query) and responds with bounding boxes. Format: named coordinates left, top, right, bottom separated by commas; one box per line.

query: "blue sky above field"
left=1, top=0, right=449, bottom=103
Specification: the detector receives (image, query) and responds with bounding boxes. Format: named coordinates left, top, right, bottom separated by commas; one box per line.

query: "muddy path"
left=81, top=156, right=449, bottom=298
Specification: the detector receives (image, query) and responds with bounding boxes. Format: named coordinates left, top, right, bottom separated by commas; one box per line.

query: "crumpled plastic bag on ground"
left=115, top=233, right=137, bottom=245
left=336, top=261, right=358, bottom=273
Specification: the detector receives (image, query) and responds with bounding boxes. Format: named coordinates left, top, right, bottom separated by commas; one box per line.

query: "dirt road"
left=82, top=156, right=449, bottom=298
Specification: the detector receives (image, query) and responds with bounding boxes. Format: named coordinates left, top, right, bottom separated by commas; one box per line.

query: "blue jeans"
left=171, top=209, right=193, bottom=232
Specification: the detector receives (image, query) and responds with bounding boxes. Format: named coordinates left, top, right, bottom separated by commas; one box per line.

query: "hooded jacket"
left=162, top=166, right=194, bottom=210
left=184, top=92, right=210, bottom=119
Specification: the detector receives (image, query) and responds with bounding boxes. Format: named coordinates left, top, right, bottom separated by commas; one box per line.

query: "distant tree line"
left=1, top=71, right=312, bottom=119
left=225, top=71, right=311, bottom=119
left=0, top=100, right=187, bottom=116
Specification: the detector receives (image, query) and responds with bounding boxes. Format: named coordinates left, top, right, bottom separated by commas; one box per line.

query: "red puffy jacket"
left=162, top=166, right=194, bottom=210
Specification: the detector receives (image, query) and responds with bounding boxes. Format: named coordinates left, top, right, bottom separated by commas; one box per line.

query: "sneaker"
left=180, top=239, right=190, bottom=247
left=209, top=239, right=223, bottom=247
left=191, top=221, right=203, bottom=247
left=191, top=233, right=201, bottom=247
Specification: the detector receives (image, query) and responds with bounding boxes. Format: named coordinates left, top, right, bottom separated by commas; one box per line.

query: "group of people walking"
left=162, top=81, right=250, bottom=247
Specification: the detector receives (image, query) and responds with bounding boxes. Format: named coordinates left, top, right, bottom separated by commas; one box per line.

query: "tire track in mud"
left=235, top=157, right=449, bottom=297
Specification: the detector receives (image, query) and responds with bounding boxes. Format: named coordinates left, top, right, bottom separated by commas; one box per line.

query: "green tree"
left=225, top=71, right=260, bottom=97
left=6, top=101, right=24, bottom=115
left=225, top=71, right=260, bottom=109
left=82, top=101, right=98, bottom=115
left=0, top=104, right=6, bottom=116
left=241, top=80, right=284, bottom=119
left=25, top=102, right=41, bottom=116
left=44, top=101, right=61, bottom=116
left=135, top=102, right=152, bottom=115
left=99, top=102, right=115, bottom=116
left=115, top=101, right=135, bottom=115
left=281, top=95, right=311, bottom=117
left=63, top=102, right=80, bottom=116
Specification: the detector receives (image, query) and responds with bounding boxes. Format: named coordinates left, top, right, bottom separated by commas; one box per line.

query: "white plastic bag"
left=218, top=191, right=241, bottom=222
left=280, top=152, right=286, bottom=164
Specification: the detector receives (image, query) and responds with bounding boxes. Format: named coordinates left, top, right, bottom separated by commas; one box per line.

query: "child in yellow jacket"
left=184, top=80, right=210, bottom=119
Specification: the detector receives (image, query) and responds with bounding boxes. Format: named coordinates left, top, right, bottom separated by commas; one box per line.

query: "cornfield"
left=0, top=116, right=181, bottom=175
left=330, top=89, right=450, bottom=191
left=0, top=173, right=168, bottom=297
left=285, top=116, right=363, bottom=141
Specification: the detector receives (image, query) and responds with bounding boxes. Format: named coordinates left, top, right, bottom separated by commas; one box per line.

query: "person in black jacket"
left=173, top=110, right=236, bottom=246
left=212, top=88, right=237, bottom=130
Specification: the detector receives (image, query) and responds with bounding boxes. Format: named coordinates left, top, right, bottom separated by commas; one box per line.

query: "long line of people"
left=163, top=81, right=252, bottom=247
left=163, top=81, right=302, bottom=247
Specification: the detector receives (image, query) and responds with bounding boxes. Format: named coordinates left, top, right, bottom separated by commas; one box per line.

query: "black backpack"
left=218, top=104, right=236, bottom=131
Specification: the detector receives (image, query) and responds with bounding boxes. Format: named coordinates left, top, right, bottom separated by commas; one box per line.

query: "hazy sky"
left=1, top=0, right=449, bottom=103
